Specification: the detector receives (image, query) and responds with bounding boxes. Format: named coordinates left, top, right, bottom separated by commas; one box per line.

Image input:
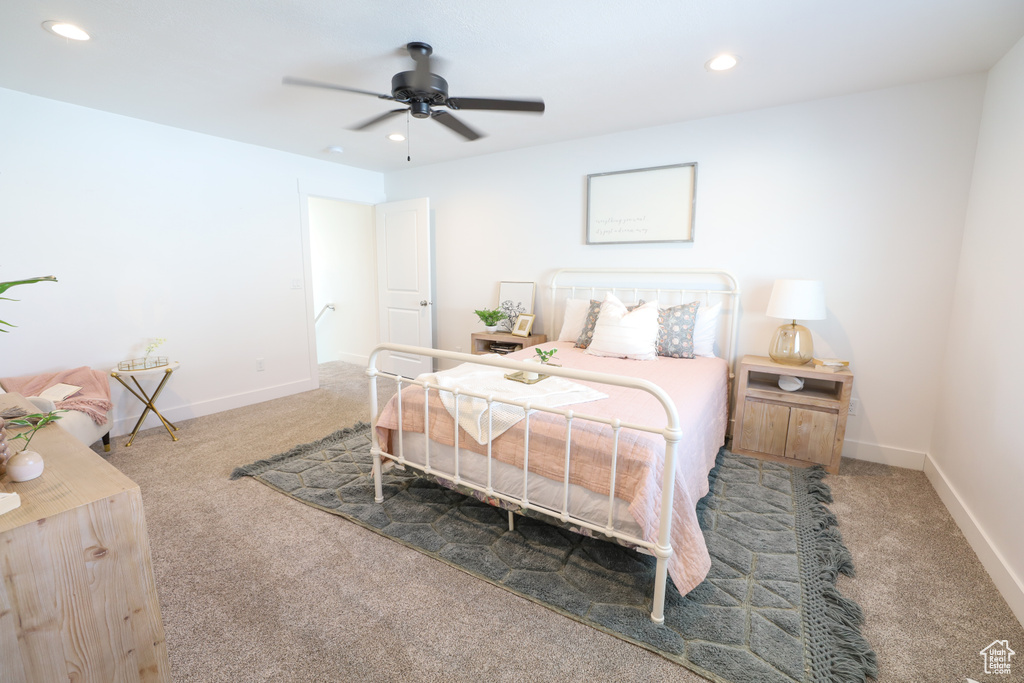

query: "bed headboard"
left=547, top=268, right=741, bottom=372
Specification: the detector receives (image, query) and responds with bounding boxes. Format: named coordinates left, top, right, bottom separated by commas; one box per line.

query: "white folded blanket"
left=419, top=358, right=608, bottom=445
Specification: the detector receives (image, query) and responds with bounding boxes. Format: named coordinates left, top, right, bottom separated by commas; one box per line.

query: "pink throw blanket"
left=1, top=366, right=112, bottom=425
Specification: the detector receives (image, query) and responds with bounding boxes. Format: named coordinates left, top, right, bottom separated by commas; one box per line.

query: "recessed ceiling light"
left=706, top=54, right=739, bottom=72
left=42, top=20, right=90, bottom=41
left=325, top=146, right=344, bottom=154
left=387, top=133, right=406, bottom=142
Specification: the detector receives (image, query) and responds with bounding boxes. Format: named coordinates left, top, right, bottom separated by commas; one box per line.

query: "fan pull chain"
left=407, top=111, right=412, bottom=162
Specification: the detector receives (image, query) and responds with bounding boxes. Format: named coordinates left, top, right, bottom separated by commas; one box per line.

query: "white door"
left=375, top=198, right=433, bottom=377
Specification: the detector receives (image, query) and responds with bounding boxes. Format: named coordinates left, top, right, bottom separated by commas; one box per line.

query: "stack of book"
left=489, top=342, right=521, bottom=355
left=812, top=358, right=850, bottom=373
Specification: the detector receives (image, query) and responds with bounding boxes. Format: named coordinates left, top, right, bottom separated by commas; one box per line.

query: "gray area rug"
left=232, top=423, right=877, bottom=683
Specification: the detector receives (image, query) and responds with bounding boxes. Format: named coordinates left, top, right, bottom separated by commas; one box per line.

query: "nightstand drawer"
left=738, top=399, right=790, bottom=457
left=786, top=406, right=839, bottom=465
left=738, top=399, right=839, bottom=465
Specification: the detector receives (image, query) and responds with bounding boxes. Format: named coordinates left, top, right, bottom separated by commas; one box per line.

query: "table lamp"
left=766, top=279, right=825, bottom=365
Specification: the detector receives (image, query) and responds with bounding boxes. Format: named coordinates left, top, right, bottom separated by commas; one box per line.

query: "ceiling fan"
left=283, top=42, right=545, bottom=141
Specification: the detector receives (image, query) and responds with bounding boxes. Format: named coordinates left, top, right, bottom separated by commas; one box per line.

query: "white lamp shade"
left=766, top=279, right=826, bottom=320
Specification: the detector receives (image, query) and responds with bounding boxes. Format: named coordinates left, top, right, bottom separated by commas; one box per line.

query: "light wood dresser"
left=731, top=355, right=853, bottom=474
left=1, top=393, right=170, bottom=683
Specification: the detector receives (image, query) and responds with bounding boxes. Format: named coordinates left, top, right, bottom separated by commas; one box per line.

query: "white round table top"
left=111, top=360, right=180, bottom=376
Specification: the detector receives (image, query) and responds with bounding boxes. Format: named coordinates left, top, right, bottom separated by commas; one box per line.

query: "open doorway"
left=308, top=197, right=377, bottom=387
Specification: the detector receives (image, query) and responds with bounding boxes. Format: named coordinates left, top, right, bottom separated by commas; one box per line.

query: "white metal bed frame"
left=367, top=268, right=740, bottom=623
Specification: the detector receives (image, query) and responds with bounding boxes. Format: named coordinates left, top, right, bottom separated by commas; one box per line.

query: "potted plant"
left=1, top=410, right=65, bottom=481
left=474, top=308, right=507, bottom=333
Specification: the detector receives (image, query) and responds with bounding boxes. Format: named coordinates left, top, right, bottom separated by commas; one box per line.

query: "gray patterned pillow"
left=574, top=299, right=602, bottom=349
left=575, top=299, right=646, bottom=349
left=656, top=301, right=700, bottom=358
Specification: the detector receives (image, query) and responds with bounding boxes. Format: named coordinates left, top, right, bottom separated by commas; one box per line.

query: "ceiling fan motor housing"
left=391, top=71, right=449, bottom=110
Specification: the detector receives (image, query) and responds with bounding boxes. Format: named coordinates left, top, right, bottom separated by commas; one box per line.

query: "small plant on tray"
left=534, top=347, right=559, bottom=365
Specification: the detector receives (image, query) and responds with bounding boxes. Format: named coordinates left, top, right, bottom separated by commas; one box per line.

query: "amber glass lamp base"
left=768, top=322, right=814, bottom=365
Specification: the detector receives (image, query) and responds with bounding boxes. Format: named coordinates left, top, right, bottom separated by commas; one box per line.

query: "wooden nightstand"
left=470, top=331, right=547, bottom=355
left=731, top=355, right=853, bottom=474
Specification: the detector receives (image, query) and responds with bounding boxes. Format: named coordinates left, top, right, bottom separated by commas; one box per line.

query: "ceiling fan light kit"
left=283, top=41, right=545, bottom=143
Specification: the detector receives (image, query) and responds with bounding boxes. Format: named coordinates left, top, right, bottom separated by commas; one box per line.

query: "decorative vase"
left=6, top=450, right=44, bottom=482
left=484, top=325, right=498, bottom=333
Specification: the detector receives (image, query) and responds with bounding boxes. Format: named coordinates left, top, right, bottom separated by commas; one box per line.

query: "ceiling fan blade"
left=350, top=108, right=408, bottom=131
left=446, top=97, right=545, bottom=113
left=431, top=110, right=483, bottom=141
left=282, top=76, right=394, bottom=100
left=406, top=42, right=434, bottom=93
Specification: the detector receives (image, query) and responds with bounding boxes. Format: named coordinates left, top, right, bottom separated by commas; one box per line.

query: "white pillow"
left=693, top=302, right=721, bottom=357
left=586, top=294, right=660, bottom=360
left=557, top=298, right=593, bottom=342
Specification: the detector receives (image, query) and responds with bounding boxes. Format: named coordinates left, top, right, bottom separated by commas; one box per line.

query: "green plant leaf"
left=0, top=276, right=57, bottom=296
left=6, top=410, right=65, bottom=449
left=473, top=308, right=507, bottom=326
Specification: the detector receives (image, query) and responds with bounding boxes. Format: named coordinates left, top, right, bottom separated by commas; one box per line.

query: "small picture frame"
left=510, top=313, right=536, bottom=337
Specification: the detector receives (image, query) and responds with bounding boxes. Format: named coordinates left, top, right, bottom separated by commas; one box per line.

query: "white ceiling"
left=3, top=1, right=1023, bottom=173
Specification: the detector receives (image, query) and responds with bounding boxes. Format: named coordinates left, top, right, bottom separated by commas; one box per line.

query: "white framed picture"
left=586, top=162, right=697, bottom=244
left=497, top=281, right=536, bottom=331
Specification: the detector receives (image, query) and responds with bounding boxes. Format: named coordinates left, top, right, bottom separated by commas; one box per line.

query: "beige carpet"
left=96, top=361, right=1023, bottom=682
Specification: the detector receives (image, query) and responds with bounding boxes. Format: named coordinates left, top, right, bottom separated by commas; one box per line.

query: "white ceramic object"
left=6, top=450, right=45, bottom=482
left=778, top=375, right=805, bottom=392
left=523, top=358, right=541, bottom=380
left=484, top=325, right=498, bottom=333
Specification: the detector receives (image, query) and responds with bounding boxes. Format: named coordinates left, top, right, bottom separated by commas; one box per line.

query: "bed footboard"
left=367, top=343, right=683, bottom=624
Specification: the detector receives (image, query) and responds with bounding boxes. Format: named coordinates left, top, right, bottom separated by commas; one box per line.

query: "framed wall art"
left=510, top=313, right=536, bottom=337
left=585, top=162, right=697, bottom=245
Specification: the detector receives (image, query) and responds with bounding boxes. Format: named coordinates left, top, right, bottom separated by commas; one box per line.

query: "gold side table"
left=110, top=361, right=180, bottom=447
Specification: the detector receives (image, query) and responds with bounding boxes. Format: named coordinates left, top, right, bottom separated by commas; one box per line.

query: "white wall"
left=309, top=197, right=377, bottom=365
left=928, top=36, right=1024, bottom=623
left=0, top=87, right=384, bottom=434
left=385, top=74, right=986, bottom=471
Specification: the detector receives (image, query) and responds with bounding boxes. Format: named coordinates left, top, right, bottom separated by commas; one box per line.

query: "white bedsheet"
left=421, top=357, right=607, bottom=445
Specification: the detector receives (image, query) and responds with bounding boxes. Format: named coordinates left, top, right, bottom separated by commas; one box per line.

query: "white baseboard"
left=924, top=454, right=1024, bottom=626
left=110, top=378, right=317, bottom=436
left=841, top=439, right=926, bottom=470
left=335, top=352, right=369, bottom=367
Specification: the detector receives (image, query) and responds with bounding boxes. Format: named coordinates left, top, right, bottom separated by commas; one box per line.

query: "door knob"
left=420, top=300, right=432, bottom=306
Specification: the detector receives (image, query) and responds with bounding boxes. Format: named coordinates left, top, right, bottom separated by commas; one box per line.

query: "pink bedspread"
left=375, top=341, right=728, bottom=594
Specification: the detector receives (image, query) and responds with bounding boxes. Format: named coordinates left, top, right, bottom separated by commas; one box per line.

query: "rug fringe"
left=229, top=421, right=371, bottom=480
left=817, top=527, right=856, bottom=580
left=804, top=466, right=878, bottom=682
left=829, top=622, right=880, bottom=682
